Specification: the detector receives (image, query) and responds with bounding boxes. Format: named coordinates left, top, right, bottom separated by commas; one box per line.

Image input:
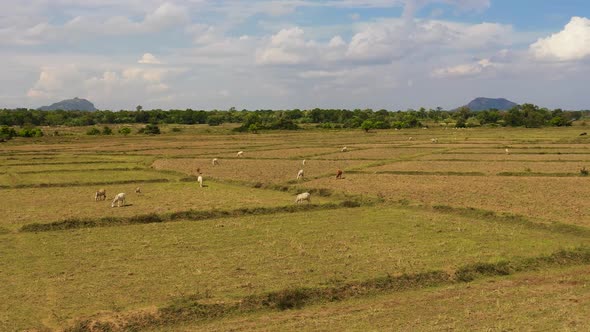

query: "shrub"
left=138, top=124, right=161, bottom=135
left=102, top=126, right=113, bottom=135
left=581, top=167, right=589, bottom=176
left=0, top=126, right=17, bottom=140
left=86, top=127, right=101, bottom=135
left=171, top=127, right=182, bottom=132
left=118, top=127, right=132, bottom=136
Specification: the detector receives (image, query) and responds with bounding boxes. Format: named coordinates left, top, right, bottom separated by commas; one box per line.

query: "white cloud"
left=530, top=17, right=590, bottom=62
left=138, top=53, right=162, bottom=64
left=432, top=58, right=494, bottom=78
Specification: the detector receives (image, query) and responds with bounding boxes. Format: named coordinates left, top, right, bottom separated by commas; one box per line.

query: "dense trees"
left=0, top=105, right=586, bottom=132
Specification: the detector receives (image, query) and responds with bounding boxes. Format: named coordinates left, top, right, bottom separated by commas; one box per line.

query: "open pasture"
left=189, top=265, right=590, bottom=332
left=0, top=181, right=316, bottom=232
left=1, top=206, right=587, bottom=330
left=367, top=160, right=589, bottom=175
left=304, top=173, right=590, bottom=226
left=0, top=169, right=176, bottom=188
left=152, top=158, right=369, bottom=185
left=2, top=125, right=590, bottom=331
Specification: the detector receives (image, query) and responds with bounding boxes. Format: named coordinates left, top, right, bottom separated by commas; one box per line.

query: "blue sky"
left=1, top=0, right=590, bottom=110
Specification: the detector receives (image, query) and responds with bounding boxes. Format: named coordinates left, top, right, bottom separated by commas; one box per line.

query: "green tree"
left=86, top=127, right=101, bottom=135
left=118, top=127, right=132, bottom=136
left=361, top=120, right=375, bottom=132
left=102, top=126, right=113, bottom=135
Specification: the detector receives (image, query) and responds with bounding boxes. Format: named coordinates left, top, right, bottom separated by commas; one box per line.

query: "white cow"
left=197, top=175, right=203, bottom=188
left=297, top=169, right=304, bottom=180
left=237, top=151, right=244, bottom=157
left=295, top=192, right=311, bottom=204
left=212, top=158, right=220, bottom=166
left=341, top=146, right=348, bottom=152
left=111, top=193, right=126, bottom=208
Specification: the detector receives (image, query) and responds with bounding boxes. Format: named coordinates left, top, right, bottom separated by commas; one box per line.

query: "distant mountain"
left=462, top=97, right=518, bottom=111
left=38, top=97, right=97, bottom=111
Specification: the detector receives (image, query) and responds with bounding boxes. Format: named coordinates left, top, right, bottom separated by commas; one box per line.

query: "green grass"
left=0, top=169, right=176, bottom=187
left=2, top=205, right=588, bottom=330
left=0, top=181, right=331, bottom=231
left=180, top=265, right=590, bottom=332
left=4, top=125, right=590, bottom=330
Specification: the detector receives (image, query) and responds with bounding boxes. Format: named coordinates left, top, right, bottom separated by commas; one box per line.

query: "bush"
left=118, top=127, right=132, bottom=136
left=0, top=126, right=17, bottom=140
left=171, top=127, right=182, bottom=132
left=86, top=127, right=101, bottom=135
left=581, top=167, right=589, bottom=176
left=102, top=126, right=113, bottom=135
left=18, top=127, right=44, bottom=137
left=138, top=124, right=161, bottom=135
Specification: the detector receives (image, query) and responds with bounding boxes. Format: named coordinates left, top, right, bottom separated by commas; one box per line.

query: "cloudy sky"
left=1, top=0, right=590, bottom=110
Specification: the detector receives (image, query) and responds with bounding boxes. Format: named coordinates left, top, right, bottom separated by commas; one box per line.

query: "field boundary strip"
left=0, top=178, right=172, bottom=190
left=19, top=200, right=363, bottom=232
left=64, top=246, right=590, bottom=332
left=10, top=167, right=146, bottom=174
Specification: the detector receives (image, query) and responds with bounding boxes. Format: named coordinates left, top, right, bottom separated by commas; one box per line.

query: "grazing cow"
left=111, top=193, right=126, bottom=208
left=341, top=146, right=348, bottom=152
left=295, top=192, right=311, bottom=204
left=336, top=169, right=343, bottom=179
left=237, top=151, right=244, bottom=157
left=95, top=189, right=106, bottom=201
left=580, top=132, right=588, bottom=136
left=198, top=175, right=203, bottom=188
left=135, top=187, right=141, bottom=194
left=302, top=159, right=306, bottom=166
left=505, top=148, right=510, bottom=155
left=212, top=158, right=220, bottom=166
left=430, top=138, right=438, bottom=143
left=297, top=169, right=304, bottom=180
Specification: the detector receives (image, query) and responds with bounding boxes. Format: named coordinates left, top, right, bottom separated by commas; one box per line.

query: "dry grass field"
left=1, top=125, right=590, bottom=331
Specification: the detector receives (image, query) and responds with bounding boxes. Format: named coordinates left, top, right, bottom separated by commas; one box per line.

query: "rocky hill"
left=38, top=97, right=97, bottom=111
left=462, top=97, right=518, bottom=111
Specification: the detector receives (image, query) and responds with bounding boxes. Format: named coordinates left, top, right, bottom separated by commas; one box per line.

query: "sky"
left=2, top=0, right=590, bottom=111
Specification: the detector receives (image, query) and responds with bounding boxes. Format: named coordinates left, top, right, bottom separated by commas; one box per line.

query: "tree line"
left=0, top=105, right=586, bottom=133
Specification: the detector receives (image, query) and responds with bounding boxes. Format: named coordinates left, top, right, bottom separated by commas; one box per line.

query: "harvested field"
left=2, top=206, right=587, bottom=330
left=152, top=158, right=369, bottom=184
left=4, top=125, right=590, bottom=331
left=188, top=265, right=590, bottom=332
left=418, top=153, right=590, bottom=161
left=303, top=173, right=590, bottom=226
left=0, top=182, right=320, bottom=231
left=367, top=160, right=589, bottom=175
left=318, top=147, right=446, bottom=160
left=0, top=169, right=176, bottom=187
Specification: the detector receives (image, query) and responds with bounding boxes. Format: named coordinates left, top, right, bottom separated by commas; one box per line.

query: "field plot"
left=235, top=147, right=339, bottom=159
left=1, top=206, right=587, bottom=330
left=304, top=174, right=590, bottom=226
left=419, top=152, right=590, bottom=161
left=3, top=126, right=590, bottom=331
left=318, top=147, right=446, bottom=160
left=152, top=158, right=369, bottom=184
left=0, top=169, right=175, bottom=187
left=190, top=265, right=590, bottom=332
left=367, top=160, right=589, bottom=175
left=0, top=181, right=317, bottom=231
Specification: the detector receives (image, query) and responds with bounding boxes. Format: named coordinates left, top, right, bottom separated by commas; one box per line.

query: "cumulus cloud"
left=138, top=53, right=162, bottom=64
left=27, top=65, right=86, bottom=99
left=530, top=17, right=590, bottom=61
left=432, top=58, right=494, bottom=78
left=346, top=19, right=512, bottom=62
